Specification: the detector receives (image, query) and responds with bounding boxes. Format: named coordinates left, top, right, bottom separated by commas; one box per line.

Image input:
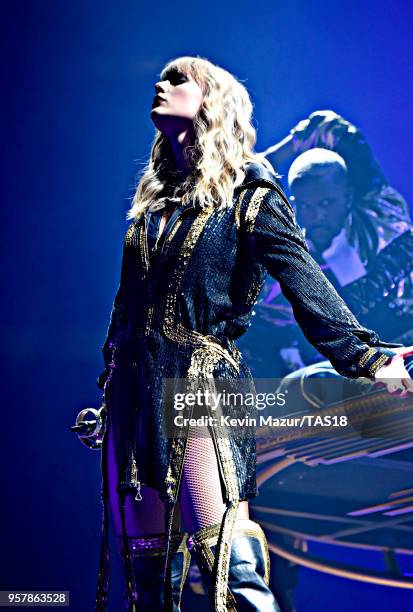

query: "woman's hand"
left=263, top=110, right=348, bottom=165
left=288, top=110, right=359, bottom=156
left=374, top=346, right=413, bottom=395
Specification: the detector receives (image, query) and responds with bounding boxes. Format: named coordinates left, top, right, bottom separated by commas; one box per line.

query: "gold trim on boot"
left=187, top=523, right=237, bottom=611
left=233, top=519, right=271, bottom=586
left=187, top=519, right=277, bottom=611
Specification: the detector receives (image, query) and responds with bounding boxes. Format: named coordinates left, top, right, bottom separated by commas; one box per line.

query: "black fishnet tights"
left=107, top=423, right=248, bottom=537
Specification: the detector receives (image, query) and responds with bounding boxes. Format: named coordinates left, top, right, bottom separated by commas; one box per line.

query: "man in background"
left=239, top=111, right=413, bottom=377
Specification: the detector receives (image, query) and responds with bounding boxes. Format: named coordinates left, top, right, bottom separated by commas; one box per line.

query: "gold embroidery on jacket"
left=124, top=223, right=135, bottom=247
left=234, top=189, right=248, bottom=229
left=152, top=202, right=245, bottom=609
left=368, top=353, right=391, bottom=376
left=165, top=217, right=183, bottom=245
left=355, top=345, right=392, bottom=377
left=246, top=275, right=266, bottom=307
left=163, top=205, right=217, bottom=347
left=139, top=216, right=150, bottom=273
left=358, top=347, right=377, bottom=368
left=165, top=342, right=240, bottom=504
left=142, top=213, right=184, bottom=338
left=244, top=187, right=270, bottom=233
left=144, top=305, right=154, bottom=336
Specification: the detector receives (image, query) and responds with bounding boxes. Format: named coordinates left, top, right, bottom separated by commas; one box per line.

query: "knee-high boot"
left=117, top=531, right=191, bottom=611
left=187, top=519, right=281, bottom=611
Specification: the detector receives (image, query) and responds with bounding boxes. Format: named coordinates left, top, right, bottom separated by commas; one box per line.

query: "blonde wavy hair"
left=127, top=56, right=273, bottom=220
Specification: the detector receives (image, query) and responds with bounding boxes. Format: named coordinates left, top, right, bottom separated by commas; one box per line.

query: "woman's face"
left=150, top=68, right=204, bottom=136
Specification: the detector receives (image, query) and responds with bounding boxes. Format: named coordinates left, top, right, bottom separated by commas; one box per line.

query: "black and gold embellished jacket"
left=96, top=162, right=396, bottom=610
left=98, top=159, right=399, bottom=499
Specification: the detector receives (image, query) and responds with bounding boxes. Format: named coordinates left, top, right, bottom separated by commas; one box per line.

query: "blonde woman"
left=92, top=57, right=413, bottom=611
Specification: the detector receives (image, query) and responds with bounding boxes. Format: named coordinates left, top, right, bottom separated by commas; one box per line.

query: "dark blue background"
left=2, top=1, right=412, bottom=609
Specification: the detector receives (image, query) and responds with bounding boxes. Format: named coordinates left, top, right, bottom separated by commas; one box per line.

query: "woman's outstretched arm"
left=239, top=184, right=403, bottom=380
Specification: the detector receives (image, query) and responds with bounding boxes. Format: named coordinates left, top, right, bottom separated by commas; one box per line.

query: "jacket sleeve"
left=97, top=224, right=136, bottom=389
left=239, top=185, right=397, bottom=378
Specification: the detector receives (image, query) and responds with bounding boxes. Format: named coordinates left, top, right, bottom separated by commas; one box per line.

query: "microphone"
left=70, top=420, right=98, bottom=436
left=71, top=406, right=106, bottom=450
